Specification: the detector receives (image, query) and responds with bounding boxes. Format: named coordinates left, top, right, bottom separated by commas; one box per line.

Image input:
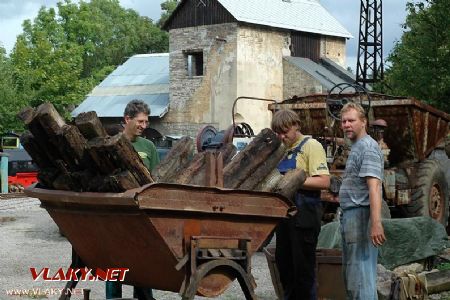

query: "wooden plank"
left=238, top=144, right=285, bottom=190
left=272, top=168, right=307, bottom=200
left=151, top=136, right=194, bottom=182
left=223, top=129, right=281, bottom=189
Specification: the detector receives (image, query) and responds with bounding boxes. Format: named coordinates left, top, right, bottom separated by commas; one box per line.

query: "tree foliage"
left=0, top=46, right=25, bottom=133
left=382, top=0, right=450, bottom=113
left=157, top=0, right=180, bottom=28
left=2, top=0, right=169, bottom=134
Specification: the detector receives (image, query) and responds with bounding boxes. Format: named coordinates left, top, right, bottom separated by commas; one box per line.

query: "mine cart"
left=26, top=182, right=294, bottom=300
left=269, top=83, right=450, bottom=231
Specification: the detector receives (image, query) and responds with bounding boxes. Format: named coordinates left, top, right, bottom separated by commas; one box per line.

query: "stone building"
left=162, top=0, right=353, bottom=136
left=73, top=0, right=354, bottom=139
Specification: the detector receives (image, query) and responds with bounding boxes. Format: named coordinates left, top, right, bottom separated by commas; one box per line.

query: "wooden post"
left=238, top=144, right=285, bottom=190
left=223, top=129, right=281, bottom=189
left=87, top=133, right=153, bottom=185
left=272, top=169, right=307, bottom=200
left=151, top=136, right=194, bottom=182
left=74, top=111, right=108, bottom=140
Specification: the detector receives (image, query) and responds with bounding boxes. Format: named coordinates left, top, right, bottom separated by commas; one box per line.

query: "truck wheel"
left=445, top=135, right=450, bottom=158
left=402, top=159, right=449, bottom=227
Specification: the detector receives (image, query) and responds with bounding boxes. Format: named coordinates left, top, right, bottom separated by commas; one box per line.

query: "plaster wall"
left=235, top=25, right=290, bottom=133
left=321, top=36, right=346, bottom=67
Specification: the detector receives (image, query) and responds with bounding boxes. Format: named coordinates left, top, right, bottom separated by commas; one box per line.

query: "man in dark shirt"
left=106, top=99, right=159, bottom=300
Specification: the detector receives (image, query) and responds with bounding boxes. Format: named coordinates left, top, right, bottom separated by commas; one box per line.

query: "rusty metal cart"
left=270, top=89, right=450, bottom=229
left=26, top=182, right=295, bottom=299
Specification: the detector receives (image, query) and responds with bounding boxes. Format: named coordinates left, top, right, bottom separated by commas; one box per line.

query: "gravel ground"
left=1, top=197, right=449, bottom=300
left=0, top=197, right=277, bottom=300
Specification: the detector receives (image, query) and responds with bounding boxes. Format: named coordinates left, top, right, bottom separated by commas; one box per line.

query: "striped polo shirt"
left=339, top=134, right=384, bottom=209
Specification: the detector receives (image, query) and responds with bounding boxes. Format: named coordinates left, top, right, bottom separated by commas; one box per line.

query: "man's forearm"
left=367, top=177, right=382, bottom=223
left=302, top=175, right=330, bottom=190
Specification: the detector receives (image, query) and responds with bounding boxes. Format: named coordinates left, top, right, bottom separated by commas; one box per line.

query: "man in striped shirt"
left=339, top=102, right=386, bottom=299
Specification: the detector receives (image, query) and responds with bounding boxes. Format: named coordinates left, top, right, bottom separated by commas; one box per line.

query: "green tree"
left=8, top=0, right=169, bottom=127
left=58, top=0, right=168, bottom=78
left=11, top=7, right=90, bottom=116
left=383, top=0, right=450, bottom=112
left=157, top=0, right=179, bottom=28
left=0, top=46, right=26, bottom=134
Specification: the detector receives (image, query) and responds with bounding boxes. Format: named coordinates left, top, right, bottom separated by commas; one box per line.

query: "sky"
left=0, top=0, right=410, bottom=70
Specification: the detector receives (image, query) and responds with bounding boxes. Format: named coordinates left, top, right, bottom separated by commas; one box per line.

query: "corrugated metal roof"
left=100, top=54, right=169, bottom=87
left=72, top=94, right=169, bottom=118
left=218, top=0, right=352, bottom=38
left=72, top=53, right=169, bottom=118
left=284, top=56, right=354, bottom=90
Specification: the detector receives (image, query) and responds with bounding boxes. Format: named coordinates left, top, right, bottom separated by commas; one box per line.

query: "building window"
left=186, top=51, right=204, bottom=77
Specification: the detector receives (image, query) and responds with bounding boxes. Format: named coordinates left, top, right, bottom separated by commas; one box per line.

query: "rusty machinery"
left=269, top=83, right=450, bottom=231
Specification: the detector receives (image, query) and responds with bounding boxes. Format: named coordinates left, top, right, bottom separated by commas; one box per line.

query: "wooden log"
left=56, top=125, right=90, bottom=170
left=223, top=128, right=281, bottom=189
left=175, top=152, right=206, bottom=185
left=37, top=168, right=59, bottom=189
left=19, top=131, right=53, bottom=169
left=17, top=107, right=35, bottom=125
left=33, top=102, right=66, bottom=137
left=18, top=105, right=61, bottom=166
left=204, top=151, right=223, bottom=187
left=88, top=133, right=153, bottom=185
left=74, top=111, right=108, bottom=140
left=151, top=136, right=194, bottom=182
left=174, top=145, right=232, bottom=185
left=425, top=270, right=450, bottom=294
left=87, top=137, right=119, bottom=175
left=271, top=168, right=307, bottom=201
left=255, top=169, right=284, bottom=192
left=88, top=175, right=120, bottom=193
left=113, top=170, right=141, bottom=191
left=238, top=144, right=286, bottom=190
left=71, top=170, right=96, bottom=192
left=220, top=143, right=237, bottom=165
left=87, top=170, right=140, bottom=192
left=53, top=173, right=76, bottom=191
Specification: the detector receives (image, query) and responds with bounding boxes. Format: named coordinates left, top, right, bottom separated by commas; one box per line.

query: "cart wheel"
left=326, top=83, right=371, bottom=120
left=401, top=159, right=449, bottom=228
left=196, top=125, right=218, bottom=152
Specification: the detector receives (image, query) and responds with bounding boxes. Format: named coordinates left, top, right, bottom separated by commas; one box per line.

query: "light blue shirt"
left=339, top=135, right=383, bottom=209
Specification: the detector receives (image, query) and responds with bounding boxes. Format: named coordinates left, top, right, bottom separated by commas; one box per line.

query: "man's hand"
left=370, top=220, right=386, bottom=247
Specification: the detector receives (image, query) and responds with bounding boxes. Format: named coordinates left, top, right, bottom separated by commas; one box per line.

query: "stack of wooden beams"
left=19, top=102, right=306, bottom=199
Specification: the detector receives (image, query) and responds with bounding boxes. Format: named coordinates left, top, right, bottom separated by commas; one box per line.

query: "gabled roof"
left=165, top=0, right=352, bottom=38
left=72, top=54, right=169, bottom=118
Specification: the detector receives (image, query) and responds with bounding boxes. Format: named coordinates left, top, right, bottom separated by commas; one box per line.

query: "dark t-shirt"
left=131, top=136, right=160, bottom=171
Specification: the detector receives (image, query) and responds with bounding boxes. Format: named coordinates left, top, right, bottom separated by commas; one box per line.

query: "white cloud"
left=0, top=0, right=162, bottom=54
left=0, top=0, right=60, bottom=53
left=0, top=0, right=408, bottom=67
left=321, top=0, right=409, bottom=71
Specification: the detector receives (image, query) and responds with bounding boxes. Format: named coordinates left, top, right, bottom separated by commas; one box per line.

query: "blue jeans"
left=340, top=207, right=378, bottom=300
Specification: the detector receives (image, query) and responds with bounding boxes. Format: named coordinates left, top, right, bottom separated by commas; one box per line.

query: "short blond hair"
left=340, top=102, right=367, bottom=121
left=271, top=109, right=301, bottom=133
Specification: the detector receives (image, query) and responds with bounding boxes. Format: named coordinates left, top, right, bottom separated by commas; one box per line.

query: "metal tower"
left=356, top=0, right=383, bottom=88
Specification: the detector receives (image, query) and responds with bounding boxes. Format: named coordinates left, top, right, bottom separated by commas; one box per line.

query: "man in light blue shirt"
left=339, top=102, right=386, bottom=299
